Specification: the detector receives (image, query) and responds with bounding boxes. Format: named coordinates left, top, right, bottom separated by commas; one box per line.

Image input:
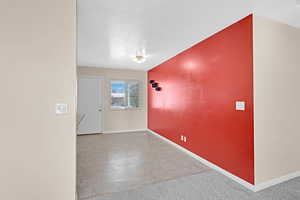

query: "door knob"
left=98, top=109, right=102, bottom=112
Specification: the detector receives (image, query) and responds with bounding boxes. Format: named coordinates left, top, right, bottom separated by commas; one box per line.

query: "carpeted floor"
left=90, top=170, right=300, bottom=200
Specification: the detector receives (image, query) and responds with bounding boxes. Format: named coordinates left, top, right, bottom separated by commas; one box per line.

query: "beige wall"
left=78, top=67, right=147, bottom=132
left=0, top=1, right=76, bottom=200
left=254, top=16, right=300, bottom=184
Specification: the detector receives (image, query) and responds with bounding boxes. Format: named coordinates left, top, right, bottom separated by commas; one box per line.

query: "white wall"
left=254, top=16, right=300, bottom=184
left=78, top=67, right=147, bottom=132
left=0, top=1, right=76, bottom=200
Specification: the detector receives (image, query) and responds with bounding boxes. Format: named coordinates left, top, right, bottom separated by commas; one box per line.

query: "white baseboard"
left=146, top=129, right=256, bottom=191
left=147, top=129, right=300, bottom=192
left=102, top=129, right=147, bottom=134
left=254, top=171, right=300, bottom=191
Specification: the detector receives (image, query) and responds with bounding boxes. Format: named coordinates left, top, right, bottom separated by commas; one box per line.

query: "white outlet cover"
left=181, top=135, right=184, bottom=141
left=184, top=136, right=187, bottom=142
left=236, top=101, right=245, bottom=111
left=56, top=104, right=68, bottom=114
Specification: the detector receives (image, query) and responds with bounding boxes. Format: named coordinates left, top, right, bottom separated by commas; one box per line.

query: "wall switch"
left=56, top=104, right=68, bottom=114
left=235, top=101, right=245, bottom=111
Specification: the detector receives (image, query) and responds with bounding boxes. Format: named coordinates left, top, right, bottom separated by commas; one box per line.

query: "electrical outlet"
left=181, top=135, right=184, bottom=141
left=184, top=136, right=187, bottom=143
left=236, top=101, right=245, bottom=111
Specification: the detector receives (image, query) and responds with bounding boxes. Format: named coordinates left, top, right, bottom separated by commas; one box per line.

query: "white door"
left=77, top=77, right=103, bottom=135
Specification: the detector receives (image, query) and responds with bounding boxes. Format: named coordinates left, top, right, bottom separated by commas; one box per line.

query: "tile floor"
left=77, top=131, right=209, bottom=200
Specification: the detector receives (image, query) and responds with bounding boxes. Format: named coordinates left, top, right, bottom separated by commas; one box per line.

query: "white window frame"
left=110, top=79, right=140, bottom=110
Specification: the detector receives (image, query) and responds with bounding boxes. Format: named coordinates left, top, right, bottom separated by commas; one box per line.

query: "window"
left=110, top=80, right=139, bottom=109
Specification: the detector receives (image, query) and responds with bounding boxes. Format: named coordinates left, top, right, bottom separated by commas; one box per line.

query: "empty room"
left=1, top=0, right=300, bottom=200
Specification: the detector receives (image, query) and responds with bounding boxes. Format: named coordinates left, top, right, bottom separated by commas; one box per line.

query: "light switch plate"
left=56, top=104, right=68, bottom=114
left=236, top=101, right=245, bottom=111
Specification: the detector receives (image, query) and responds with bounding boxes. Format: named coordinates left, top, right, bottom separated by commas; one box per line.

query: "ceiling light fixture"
left=133, top=49, right=146, bottom=63
left=133, top=55, right=146, bottom=63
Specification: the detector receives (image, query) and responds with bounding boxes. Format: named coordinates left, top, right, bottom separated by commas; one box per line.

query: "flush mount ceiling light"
left=132, top=49, right=146, bottom=63
left=133, top=55, right=146, bottom=63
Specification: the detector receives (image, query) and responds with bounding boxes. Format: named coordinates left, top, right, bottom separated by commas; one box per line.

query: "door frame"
left=77, top=75, right=104, bottom=134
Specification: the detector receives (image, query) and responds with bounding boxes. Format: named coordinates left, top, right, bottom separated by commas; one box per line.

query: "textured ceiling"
left=254, top=0, right=300, bottom=28
left=77, top=0, right=300, bottom=70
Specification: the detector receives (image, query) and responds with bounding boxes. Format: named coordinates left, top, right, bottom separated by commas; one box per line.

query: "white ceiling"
left=254, top=0, right=300, bottom=28
left=77, top=0, right=300, bottom=71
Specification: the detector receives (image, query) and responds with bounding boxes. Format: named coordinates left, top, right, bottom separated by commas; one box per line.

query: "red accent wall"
left=148, top=15, right=254, bottom=184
